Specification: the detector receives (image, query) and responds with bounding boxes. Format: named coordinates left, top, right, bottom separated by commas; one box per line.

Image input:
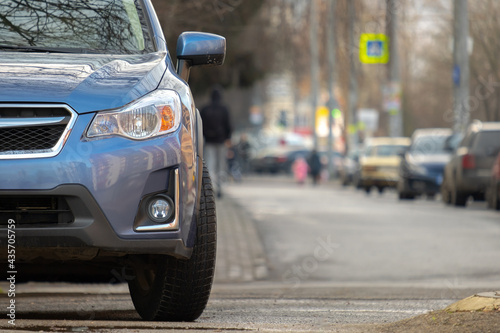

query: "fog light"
left=147, top=195, right=174, bottom=223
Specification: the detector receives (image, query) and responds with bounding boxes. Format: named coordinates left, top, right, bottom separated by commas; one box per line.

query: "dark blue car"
left=397, top=128, right=458, bottom=200
left=0, top=0, right=225, bottom=321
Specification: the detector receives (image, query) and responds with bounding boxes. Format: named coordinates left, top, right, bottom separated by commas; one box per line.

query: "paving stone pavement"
left=213, top=193, right=269, bottom=284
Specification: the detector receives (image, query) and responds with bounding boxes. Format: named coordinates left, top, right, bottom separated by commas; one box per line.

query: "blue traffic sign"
left=366, top=41, right=383, bottom=57
left=359, top=34, right=389, bottom=64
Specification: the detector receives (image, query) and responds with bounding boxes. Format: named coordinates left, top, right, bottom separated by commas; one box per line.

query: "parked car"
left=397, top=128, right=458, bottom=200
left=318, top=150, right=343, bottom=179
left=442, top=121, right=500, bottom=207
left=251, top=145, right=310, bottom=174
left=359, top=137, right=411, bottom=193
left=0, top=0, right=225, bottom=322
left=486, top=151, right=500, bottom=210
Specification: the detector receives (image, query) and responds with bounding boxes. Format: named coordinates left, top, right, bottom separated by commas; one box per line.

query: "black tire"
left=128, top=163, right=217, bottom=321
left=365, top=186, right=371, bottom=194
left=493, top=184, right=500, bottom=211
left=486, top=187, right=494, bottom=209
left=451, top=188, right=468, bottom=207
left=398, top=192, right=415, bottom=200
left=397, top=179, right=414, bottom=200
left=472, top=193, right=485, bottom=201
left=426, top=193, right=436, bottom=200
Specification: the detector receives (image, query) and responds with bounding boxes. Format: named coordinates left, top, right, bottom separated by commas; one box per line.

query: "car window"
left=471, top=130, right=500, bottom=155
left=444, top=133, right=463, bottom=151
left=374, top=145, right=407, bottom=156
left=0, top=0, right=155, bottom=54
left=410, top=135, right=449, bottom=155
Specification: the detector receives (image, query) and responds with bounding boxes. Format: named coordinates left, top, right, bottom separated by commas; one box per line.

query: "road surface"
left=1, top=175, right=500, bottom=332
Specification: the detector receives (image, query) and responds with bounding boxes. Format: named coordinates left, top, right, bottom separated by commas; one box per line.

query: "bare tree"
left=469, top=0, right=500, bottom=122
left=0, top=0, right=152, bottom=53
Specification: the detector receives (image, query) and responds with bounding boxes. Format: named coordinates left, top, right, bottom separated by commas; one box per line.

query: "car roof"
left=473, top=122, right=500, bottom=131
left=411, top=128, right=453, bottom=139
left=466, top=120, right=500, bottom=131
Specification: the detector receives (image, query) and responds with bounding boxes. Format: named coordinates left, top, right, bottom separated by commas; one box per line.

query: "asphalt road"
left=1, top=175, right=500, bottom=332
left=227, top=175, right=500, bottom=289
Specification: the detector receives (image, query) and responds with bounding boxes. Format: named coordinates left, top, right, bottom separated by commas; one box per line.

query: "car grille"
left=425, top=165, right=444, bottom=175
left=1, top=125, right=67, bottom=151
left=0, top=104, right=77, bottom=158
left=0, top=196, right=74, bottom=225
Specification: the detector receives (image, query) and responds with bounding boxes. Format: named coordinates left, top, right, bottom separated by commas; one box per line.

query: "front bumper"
left=0, top=185, right=192, bottom=259
left=0, top=113, right=198, bottom=259
left=403, top=174, right=442, bottom=194
left=360, top=168, right=399, bottom=187
left=457, top=170, right=491, bottom=193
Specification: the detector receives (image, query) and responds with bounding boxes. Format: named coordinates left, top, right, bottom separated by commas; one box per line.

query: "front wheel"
left=426, top=193, right=436, bottom=200
left=493, top=183, right=500, bottom=211
left=451, top=188, right=468, bottom=207
left=128, top=163, right=217, bottom=321
left=397, top=179, right=414, bottom=200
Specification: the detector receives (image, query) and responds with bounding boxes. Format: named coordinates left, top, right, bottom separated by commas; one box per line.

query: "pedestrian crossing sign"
left=359, top=33, right=389, bottom=64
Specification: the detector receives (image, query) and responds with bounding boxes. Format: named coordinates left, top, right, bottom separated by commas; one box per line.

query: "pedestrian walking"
left=200, top=87, right=232, bottom=198
left=307, top=149, right=322, bottom=185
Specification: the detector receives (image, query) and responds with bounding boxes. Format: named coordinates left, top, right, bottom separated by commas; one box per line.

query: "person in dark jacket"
left=200, top=87, right=232, bottom=197
left=307, top=149, right=322, bottom=185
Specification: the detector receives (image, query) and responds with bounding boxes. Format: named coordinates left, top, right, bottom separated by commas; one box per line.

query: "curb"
left=213, top=194, right=269, bottom=283
left=445, top=291, right=500, bottom=312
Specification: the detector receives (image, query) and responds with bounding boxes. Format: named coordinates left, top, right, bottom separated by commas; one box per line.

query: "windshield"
left=373, top=145, right=407, bottom=157
left=410, top=135, right=450, bottom=155
left=0, top=0, right=154, bottom=54
left=471, top=130, right=500, bottom=155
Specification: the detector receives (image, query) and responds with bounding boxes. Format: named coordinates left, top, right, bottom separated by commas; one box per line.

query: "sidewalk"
left=213, top=194, right=268, bottom=283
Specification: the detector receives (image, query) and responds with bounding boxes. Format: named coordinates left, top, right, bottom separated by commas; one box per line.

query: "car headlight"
left=87, top=90, right=181, bottom=140
left=407, top=162, right=427, bottom=175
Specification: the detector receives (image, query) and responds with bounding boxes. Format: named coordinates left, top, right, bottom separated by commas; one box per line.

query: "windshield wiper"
left=0, top=44, right=81, bottom=53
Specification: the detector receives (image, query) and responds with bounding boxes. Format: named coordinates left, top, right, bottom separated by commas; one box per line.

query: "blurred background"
left=151, top=0, right=500, bottom=194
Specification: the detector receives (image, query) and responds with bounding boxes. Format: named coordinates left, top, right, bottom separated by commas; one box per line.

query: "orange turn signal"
left=159, top=106, right=175, bottom=132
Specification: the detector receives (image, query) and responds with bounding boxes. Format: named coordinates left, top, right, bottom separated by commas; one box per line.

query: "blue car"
left=0, top=0, right=225, bottom=321
left=397, top=128, right=459, bottom=200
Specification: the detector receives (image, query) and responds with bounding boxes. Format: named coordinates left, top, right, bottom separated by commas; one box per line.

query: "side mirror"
left=176, top=32, right=226, bottom=82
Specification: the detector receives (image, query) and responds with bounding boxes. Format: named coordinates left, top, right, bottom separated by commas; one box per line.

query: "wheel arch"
left=186, top=110, right=205, bottom=248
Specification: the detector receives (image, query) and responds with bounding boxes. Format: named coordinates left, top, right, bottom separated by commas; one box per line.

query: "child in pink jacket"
left=292, top=156, right=309, bottom=185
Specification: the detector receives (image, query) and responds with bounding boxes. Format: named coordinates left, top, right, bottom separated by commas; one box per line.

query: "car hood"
left=361, top=156, right=401, bottom=167
left=406, top=153, right=451, bottom=166
left=0, top=52, right=167, bottom=113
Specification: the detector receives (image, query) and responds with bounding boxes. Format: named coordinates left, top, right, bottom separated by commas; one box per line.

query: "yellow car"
left=359, top=137, right=411, bottom=193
